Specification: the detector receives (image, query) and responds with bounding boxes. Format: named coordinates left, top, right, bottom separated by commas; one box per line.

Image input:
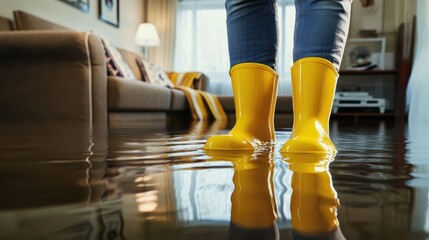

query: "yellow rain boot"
left=281, top=57, right=338, bottom=154
left=204, top=63, right=278, bottom=150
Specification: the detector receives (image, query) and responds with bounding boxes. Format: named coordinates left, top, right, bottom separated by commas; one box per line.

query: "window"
left=174, top=0, right=296, bottom=96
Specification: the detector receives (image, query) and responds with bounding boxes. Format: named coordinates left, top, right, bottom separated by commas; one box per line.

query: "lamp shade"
left=134, top=23, right=160, bottom=46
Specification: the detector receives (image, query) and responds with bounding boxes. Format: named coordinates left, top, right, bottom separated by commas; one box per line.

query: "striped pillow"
left=100, top=38, right=136, bottom=80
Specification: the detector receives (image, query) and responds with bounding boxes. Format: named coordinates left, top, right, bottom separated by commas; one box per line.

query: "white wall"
left=0, top=0, right=144, bottom=51
left=349, top=0, right=415, bottom=52
left=349, top=0, right=385, bottom=38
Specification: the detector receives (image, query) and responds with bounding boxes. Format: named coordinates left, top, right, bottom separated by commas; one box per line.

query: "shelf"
left=339, top=70, right=398, bottom=75
left=331, top=112, right=395, bottom=117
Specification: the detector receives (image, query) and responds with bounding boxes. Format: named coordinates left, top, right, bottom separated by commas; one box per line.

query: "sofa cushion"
left=0, top=16, right=14, bottom=31
left=117, top=48, right=144, bottom=81
left=276, top=96, right=293, bottom=113
left=13, top=11, right=69, bottom=30
left=217, top=96, right=235, bottom=113
left=170, top=89, right=188, bottom=111
left=108, top=76, right=171, bottom=111
left=135, top=59, right=148, bottom=82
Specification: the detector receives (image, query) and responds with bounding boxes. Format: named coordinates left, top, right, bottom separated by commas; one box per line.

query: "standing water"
left=0, top=120, right=428, bottom=240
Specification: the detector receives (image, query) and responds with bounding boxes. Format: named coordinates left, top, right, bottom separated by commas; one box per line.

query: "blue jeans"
left=226, top=0, right=352, bottom=71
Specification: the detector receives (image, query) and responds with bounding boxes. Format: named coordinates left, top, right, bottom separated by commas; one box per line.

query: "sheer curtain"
left=174, top=0, right=295, bottom=96
left=406, top=0, right=429, bottom=123
left=144, top=0, right=177, bottom=70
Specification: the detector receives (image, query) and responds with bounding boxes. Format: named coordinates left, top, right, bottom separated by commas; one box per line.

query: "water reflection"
left=0, top=122, right=125, bottom=240
left=285, top=153, right=344, bottom=240
left=1, top=120, right=429, bottom=239
left=206, top=149, right=279, bottom=239
left=206, top=150, right=344, bottom=240
left=406, top=123, right=429, bottom=235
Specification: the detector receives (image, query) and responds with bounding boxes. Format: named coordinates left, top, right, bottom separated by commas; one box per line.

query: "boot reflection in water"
left=204, top=0, right=352, bottom=153
left=205, top=150, right=279, bottom=240
left=285, top=153, right=346, bottom=240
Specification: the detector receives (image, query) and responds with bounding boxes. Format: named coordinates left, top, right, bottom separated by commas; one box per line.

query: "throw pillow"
left=100, top=38, right=136, bottom=80
left=136, top=58, right=148, bottom=82
left=136, top=58, right=174, bottom=88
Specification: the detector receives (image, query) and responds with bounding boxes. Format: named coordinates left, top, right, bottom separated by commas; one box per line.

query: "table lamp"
left=134, top=23, right=160, bottom=59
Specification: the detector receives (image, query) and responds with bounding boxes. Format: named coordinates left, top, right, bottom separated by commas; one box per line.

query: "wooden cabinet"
left=332, top=70, right=401, bottom=120
left=332, top=20, right=415, bottom=122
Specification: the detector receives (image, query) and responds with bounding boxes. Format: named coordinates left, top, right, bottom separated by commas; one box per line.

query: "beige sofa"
left=0, top=11, right=202, bottom=129
left=0, top=11, right=293, bottom=130
left=0, top=16, right=13, bottom=31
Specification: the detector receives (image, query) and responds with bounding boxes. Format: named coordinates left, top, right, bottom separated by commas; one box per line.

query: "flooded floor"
left=0, top=120, right=428, bottom=240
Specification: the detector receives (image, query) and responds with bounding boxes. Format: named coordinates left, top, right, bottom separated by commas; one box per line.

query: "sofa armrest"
left=196, top=73, right=208, bottom=91
left=0, top=31, right=107, bottom=127
left=167, top=71, right=209, bottom=91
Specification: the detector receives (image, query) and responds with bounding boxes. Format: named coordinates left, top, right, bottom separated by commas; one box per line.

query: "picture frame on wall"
left=59, top=0, right=90, bottom=13
left=99, top=0, right=120, bottom=28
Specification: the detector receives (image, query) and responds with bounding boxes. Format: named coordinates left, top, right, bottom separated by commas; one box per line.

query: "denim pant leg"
left=294, top=0, right=352, bottom=70
left=226, top=0, right=278, bottom=70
